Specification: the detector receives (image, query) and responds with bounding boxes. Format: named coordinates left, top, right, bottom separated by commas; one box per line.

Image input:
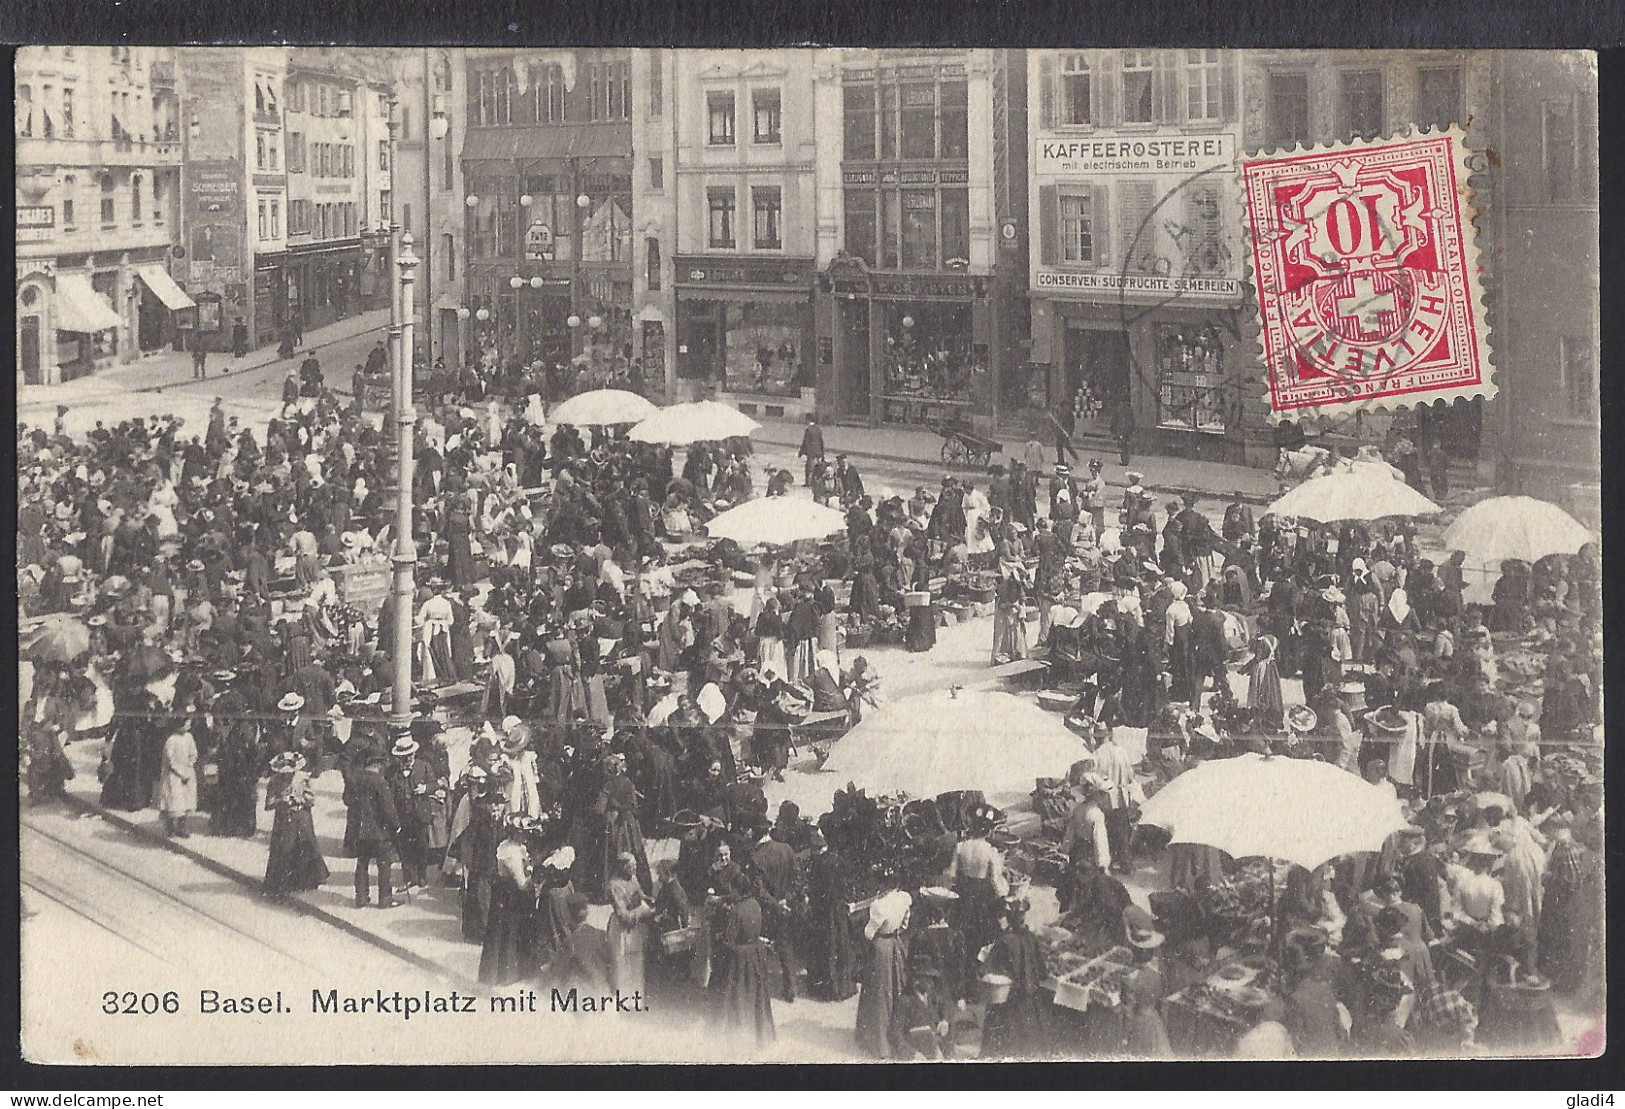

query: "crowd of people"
left=17, top=355, right=1604, bottom=1058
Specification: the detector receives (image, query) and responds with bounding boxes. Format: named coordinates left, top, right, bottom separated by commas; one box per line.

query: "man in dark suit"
left=889, top=958, right=956, bottom=1059
left=797, top=413, right=825, bottom=487
left=750, top=821, right=803, bottom=1003
left=345, top=748, right=403, bottom=908
left=388, top=737, right=448, bottom=891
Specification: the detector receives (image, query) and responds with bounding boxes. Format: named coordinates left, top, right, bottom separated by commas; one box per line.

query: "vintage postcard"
left=17, top=46, right=1601, bottom=1066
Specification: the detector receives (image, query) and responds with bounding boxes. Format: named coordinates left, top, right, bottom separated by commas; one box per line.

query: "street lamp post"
left=390, top=232, right=420, bottom=734
left=387, top=96, right=404, bottom=432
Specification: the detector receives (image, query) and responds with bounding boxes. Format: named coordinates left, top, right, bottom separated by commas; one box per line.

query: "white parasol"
left=1137, top=752, right=1409, bottom=870
left=629, top=400, right=762, bottom=445
left=1442, top=495, right=1593, bottom=604
left=813, top=688, right=1093, bottom=799
left=548, top=388, right=657, bottom=427
left=1266, top=466, right=1442, bottom=522
left=705, top=495, right=850, bottom=548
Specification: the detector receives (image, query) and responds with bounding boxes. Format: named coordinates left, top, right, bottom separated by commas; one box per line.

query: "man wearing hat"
left=388, top=733, right=449, bottom=892
left=344, top=745, right=403, bottom=909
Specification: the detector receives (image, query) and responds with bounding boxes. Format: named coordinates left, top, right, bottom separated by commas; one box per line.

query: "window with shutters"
left=379, top=139, right=390, bottom=172
left=1185, top=50, right=1223, bottom=122
left=1060, top=192, right=1095, bottom=264
left=708, top=92, right=736, bottom=146
left=1119, top=181, right=1156, bottom=272
left=1121, top=51, right=1155, bottom=125
left=1061, top=54, right=1092, bottom=127
left=287, top=132, right=305, bottom=173
left=1415, top=66, right=1462, bottom=131
left=1184, top=185, right=1226, bottom=275
left=1267, top=73, right=1311, bottom=148
left=707, top=188, right=736, bottom=247
left=1340, top=70, right=1384, bottom=140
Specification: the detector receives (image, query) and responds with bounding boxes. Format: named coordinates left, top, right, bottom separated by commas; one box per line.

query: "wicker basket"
left=660, top=926, right=700, bottom=955
left=978, top=974, right=1013, bottom=1005
left=1036, top=690, right=1074, bottom=712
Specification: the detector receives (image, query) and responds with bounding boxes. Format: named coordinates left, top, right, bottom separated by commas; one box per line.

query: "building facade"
left=1026, top=49, right=1250, bottom=462
left=460, top=49, right=634, bottom=376
left=1486, top=52, right=1599, bottom=515
left=630, top=49, right=674, bottom=400
left=16, top=45, right=190, bottom=383
left=1234, top=50, right=1499, bottom=466
left=386, top=47, right=468, bottom=370
left=812, top=49, right=1029, bottom=433
left=661, top=49, right=820, bottom=418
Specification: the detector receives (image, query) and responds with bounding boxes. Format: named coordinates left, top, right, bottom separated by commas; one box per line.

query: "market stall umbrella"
left=1442, top=495, right=1593, bottom=605
left=1137, top=752, right=1409, bottom=870
left=629, top=400, right=762, bottom=445
left=26, top=614, right=90, bottom=664
left=705, top=496, right=850, bottom=548
left=817, top=689, right=1093, bottom=798
left=1265, top=467, right=1442, bottom=523
left=549, top=388, right=658, bottom=427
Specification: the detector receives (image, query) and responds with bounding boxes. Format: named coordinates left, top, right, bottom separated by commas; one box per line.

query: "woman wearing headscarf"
left=711, top=889, right=776, bottom=1049
left=607, top=851, right=657, bottom=997
left=263, top=750, right=329, bottom=898
left=855, top=889, right=912, bottom=1057
left=978, top=896, right=1052, bottom=1059
left=533, top=847, right=594, bottom=986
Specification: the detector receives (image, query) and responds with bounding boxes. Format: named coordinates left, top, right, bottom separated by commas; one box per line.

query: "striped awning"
left=136, top=265, right=196, bottom=311
left=54, top=274, right=121, bottom=333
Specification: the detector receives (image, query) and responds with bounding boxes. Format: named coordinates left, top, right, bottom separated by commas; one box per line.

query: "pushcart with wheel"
left=929, top=416, right=1003, bottom=472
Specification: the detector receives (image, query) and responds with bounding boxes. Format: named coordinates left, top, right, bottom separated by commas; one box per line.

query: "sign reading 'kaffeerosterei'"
left=1034, top=134, right=1235, bottom=176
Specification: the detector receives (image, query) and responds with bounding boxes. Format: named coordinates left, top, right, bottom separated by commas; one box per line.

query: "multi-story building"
left=630, top=49, right=674, bottom=399
left=385, top=47, right=468, bottom=369
left=15, top=45, right=190, bottom=383
left=172, top=46, right=289, bottom=352
left=812, top=49, right=1030, bottom=432
left=1025, top=49, right=1249, bottom=462
left=658, top=49, right=821, bottom=417
left=460, top=49, right=634, bottom=375
left=1487, top=52, right=1599, bottom=514
left=280, top=50, right=385, bottom=343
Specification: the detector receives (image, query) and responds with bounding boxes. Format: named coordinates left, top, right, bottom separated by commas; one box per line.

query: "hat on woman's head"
left=268, top=750, right=306, bottom=774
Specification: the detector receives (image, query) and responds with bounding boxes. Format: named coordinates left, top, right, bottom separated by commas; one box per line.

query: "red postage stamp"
left=1241, top=130, right=1494, bottom=420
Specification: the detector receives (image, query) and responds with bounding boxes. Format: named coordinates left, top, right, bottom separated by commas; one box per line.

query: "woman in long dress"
left=146, top=478, right=181, bottom=539
left=855, top=890, right=912, bottom=1057
left=263, top=751, right=330, bottom=897
left=803, top=834, right=859, bottom=1002
left=753, top=598, right=788, bottom=681
left=711, top=894, right=776, bottom=1048
left=479, top=817, right=537, bottom=986
left=607, top=852, right=656, bottom=996
left=979, top=897, right=1053, bottom=1059
left=1247, top=633, right=1286, bottom=734
left=963, top=482, right=994, bottom=561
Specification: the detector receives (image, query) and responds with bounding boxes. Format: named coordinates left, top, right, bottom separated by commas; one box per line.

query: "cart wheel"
left=943, top=438, right=968, bottom=468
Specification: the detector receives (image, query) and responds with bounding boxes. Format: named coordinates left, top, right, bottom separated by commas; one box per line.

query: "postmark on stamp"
left=1240, top=128, right=1494, bottom=422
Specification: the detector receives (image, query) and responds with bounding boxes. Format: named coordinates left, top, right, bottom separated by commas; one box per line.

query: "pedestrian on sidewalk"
left=231, top=317, right=249, bottom=360
left=157, top=722, right=199, bottom=838
left=1047, top=408, right=1080, bottom=467
left=1110, top=400, right=1137, bottom=466
left=263, top=751, right=330, bottom=899
left=798, top=413, right=825, bottom=487
left=191, top=334, right=208, bottom=380
left=345, top=746, right=404, bottom=908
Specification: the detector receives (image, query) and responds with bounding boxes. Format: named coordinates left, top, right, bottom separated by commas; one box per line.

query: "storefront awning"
left=136, top=265, right=197, bottom=311
left=54, top=274, right=122, bottom=334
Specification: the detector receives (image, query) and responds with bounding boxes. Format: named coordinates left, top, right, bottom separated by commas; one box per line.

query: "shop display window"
left=1155, top=323, right=1228, bottom=433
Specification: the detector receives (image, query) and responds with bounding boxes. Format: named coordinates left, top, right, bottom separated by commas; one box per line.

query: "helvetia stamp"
left=1240, top=129, right=1494, bottom=421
